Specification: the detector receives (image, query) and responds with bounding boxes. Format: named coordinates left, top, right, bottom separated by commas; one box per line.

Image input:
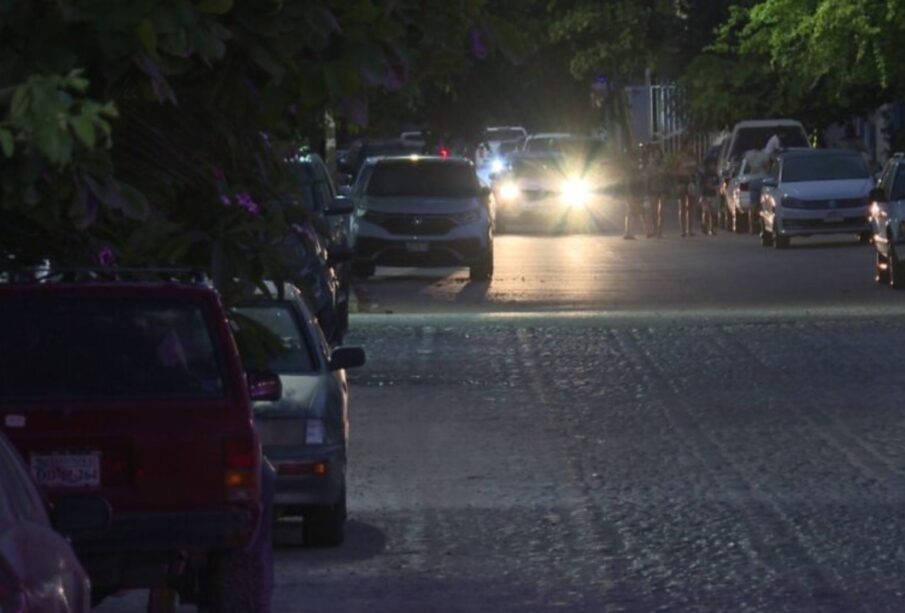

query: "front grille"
left=363, top=211, right=457, bottom=236
left=783, top=217, right=868, bottom=230
left=784, top=198, right=866, bottom=210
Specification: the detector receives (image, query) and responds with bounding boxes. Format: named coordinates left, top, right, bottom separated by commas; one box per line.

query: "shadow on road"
left=274, top=519, right=387, bottom=565
left=785, top=239, right=869, bottom=250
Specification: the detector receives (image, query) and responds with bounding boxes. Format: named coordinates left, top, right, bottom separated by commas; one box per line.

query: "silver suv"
left=350, top=156, right=494, bottom=280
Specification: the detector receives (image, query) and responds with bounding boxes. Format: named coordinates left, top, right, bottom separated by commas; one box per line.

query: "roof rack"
left=0, top=266, right=212, bottom=286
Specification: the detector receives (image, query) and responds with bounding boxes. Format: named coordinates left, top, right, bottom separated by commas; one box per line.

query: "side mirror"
left=337, top=185, right=353, bottom=197
left=328, top=346, right=366, bottom=371
left=247, top=371, right=282, bottom=402
left=52, top=495, right=111, bottom=534
left=327, top=245, right=355, bottom=266
left=870, top=187, right=887, bottom=203
left=325, top=195, right=354, bottom=216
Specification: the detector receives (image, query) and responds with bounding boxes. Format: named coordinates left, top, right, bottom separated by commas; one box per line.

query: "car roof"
left=734, top=119, right=805, bottom=128
left=526, top=132, right=573, bottom=140
left=779, top=148, right=862, bottom=158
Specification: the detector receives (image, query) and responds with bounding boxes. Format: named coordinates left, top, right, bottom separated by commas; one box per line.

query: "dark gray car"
left=234, top=284, right=365, bottom=546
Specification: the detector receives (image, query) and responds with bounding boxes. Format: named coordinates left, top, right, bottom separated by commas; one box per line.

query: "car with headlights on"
left=234, top=283, right=365, bottom=547
left=869, top=153, right=905, bottom=287
left=350, top=156, right=494, bottom=280
left=759, top=148, right=874, bottom=249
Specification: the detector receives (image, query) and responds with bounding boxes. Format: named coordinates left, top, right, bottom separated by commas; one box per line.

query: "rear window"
left=233, top=304, right=317, bottom=374
left=781, top=154, right=869, bottom=183
left=730, top=126, right=809, bottom=159
left=0, top=296, right=225, bottom=400
left=365, top=161, right=481, bottom=198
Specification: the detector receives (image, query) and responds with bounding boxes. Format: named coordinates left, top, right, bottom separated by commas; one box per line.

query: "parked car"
left=234, top=283, right=366, bottom=547
left=0, top=430, right=102, bottom=612
left=760, top=148, right=874, bottom=249
left=350, top=156, right=495, bottom=280
left=869, top=153, right=905, bottom=287
left=522, top=132, right=574, bottom=153
left=0, top=274, right=277, bottom=611
left=285, top=154, right=355, bottom=344
left=719, top=119, right=810, bottom=181
left=725, top=155, right=768, bottom=233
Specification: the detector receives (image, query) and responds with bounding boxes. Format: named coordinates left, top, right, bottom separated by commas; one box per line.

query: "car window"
left=780, top=154, right=869, bottom=183
left=0, top=435, right=47, bottom=524
left=365, top=160, right=481, bottom=198
left=486, top=128, right=525, bottom=142
left=234, top=304, right=318, bottom=374
left=0, top=297, right=226, bottom=400
left=891, top=165, right=905, bottom=201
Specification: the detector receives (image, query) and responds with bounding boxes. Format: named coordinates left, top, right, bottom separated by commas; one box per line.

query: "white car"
left=760, top=148, right=874, bottom=249
left=522, top=132, right=574, bottom=154
left=870, top=154, right=905, bottom=287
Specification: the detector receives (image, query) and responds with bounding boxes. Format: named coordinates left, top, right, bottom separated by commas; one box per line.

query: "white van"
left=720, top=119, right=810, bottom=177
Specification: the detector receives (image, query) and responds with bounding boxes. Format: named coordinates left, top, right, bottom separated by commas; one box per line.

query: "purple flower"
left=96, top=246, right=115, bottom=267
left=470, top=26, right=488, bottom=61
left=236, top=192, right=260, bottom=216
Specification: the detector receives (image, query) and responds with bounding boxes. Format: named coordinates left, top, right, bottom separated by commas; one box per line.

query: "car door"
left=0, top=434, right=90, bottom=612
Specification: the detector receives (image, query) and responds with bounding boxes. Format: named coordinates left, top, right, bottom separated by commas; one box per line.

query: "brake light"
left=224, top=437, right=260, bottom=502
left=225, top=438, right=257, bottom=470
left=740, top=182, right=750, bottom=191
left=439, top=147, right=450, bottom=158
left=277, top=461, right=329, bottom=476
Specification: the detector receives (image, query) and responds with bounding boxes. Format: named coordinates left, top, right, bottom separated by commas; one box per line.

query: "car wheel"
left=773, top=221, right=790, bottom=249
left=199, top=499, right=273, bottom=612
left=890, top=245, right=905, bottom=289
left=876, top=249, right=890, bottom=284
left=352, top=261, right=375, bottom=279
left=760, top=226, right=773, bottom=248
left=303, top=488, right=347, bottom=548
left=469, top=248, right=494, bottom=281
left=734, top=210, right=747, bottom=233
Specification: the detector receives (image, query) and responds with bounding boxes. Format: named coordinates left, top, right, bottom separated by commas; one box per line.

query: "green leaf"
left=196, top=0, right=233, bottom=15
left=0, top=129, right=13, bottom=157
left=70, top=115, right=96, bottom=148
left=118, top=181, right=151, bottom=221
left=136, top=19, right=158, bottom=54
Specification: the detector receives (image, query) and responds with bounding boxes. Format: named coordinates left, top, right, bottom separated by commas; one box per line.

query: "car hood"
left=360, top=195, right=479, bottom=214
left=253, top=373, right=327, bottom=417
left=781, top=178, right=873, bottom=200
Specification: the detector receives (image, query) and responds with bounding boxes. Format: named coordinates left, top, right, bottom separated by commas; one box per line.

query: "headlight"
left=499, top=182, right=520, bottom=201
left=453, top=209, right=481, bottom=224
left=780, top=196, right=802, bottom=209
left=561, top=178, right=591, bottom=207
left=491, top=158, right=505, bottom=174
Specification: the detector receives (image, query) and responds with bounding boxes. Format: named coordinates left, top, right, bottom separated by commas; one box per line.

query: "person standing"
left=699, top=158, right=720, bottom=235
left=673, top=140, right=698, bottom=237
left=621, top=148, right=647, bottom=239
left=644, top=144, right=667, bottom=238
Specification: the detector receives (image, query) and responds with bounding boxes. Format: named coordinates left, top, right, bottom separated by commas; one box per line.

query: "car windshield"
left=730, top=126, right=809, bottom=159
left=781, top=154, right=869, bottom=182
left=233, top=304, right=317, bottom=374
left=365, top=160, right=481, bottom=198
left=0, top=297, right=225, bottom=400
left=510, top=156, right=562, bottom=178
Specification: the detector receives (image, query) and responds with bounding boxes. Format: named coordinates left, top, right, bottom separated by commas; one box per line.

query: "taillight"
left=224, top=437, right=260, bottom=502
left=739, top=181, right=750, bottom=191
left=439, top=147, right=450, bottom=158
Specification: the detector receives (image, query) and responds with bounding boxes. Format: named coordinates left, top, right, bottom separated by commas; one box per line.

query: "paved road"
left=355, top=231, right=891, bottom=314
left=100, top=232, right=905, bottom=611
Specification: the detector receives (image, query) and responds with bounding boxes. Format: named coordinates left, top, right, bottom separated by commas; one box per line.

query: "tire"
left=876, top=249, right=890, bottom=284
left=761, top=226, right=773, bottom=248
left=352, top=261, right=375, bottom=279
left=303, top=489, right=346, bottom=548
left=198, top=469, right=274, bottom=613
left=735, top=210, right=748, bottom=233
left=890, top=244, right=905, bottom=289
left=469, top=247, right=494, bottom=281
left=773, top=221, right=790, bottom=249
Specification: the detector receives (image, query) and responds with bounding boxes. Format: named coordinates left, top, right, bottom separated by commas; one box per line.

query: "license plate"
left=405, top=242, right=429, bottom=253
left=31, top=452, right=101, bottom=488
left=825, top=213, right=844, bottom=223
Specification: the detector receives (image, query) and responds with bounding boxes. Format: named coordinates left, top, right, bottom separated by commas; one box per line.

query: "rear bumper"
left=269, top=446, right=345, bottom=509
